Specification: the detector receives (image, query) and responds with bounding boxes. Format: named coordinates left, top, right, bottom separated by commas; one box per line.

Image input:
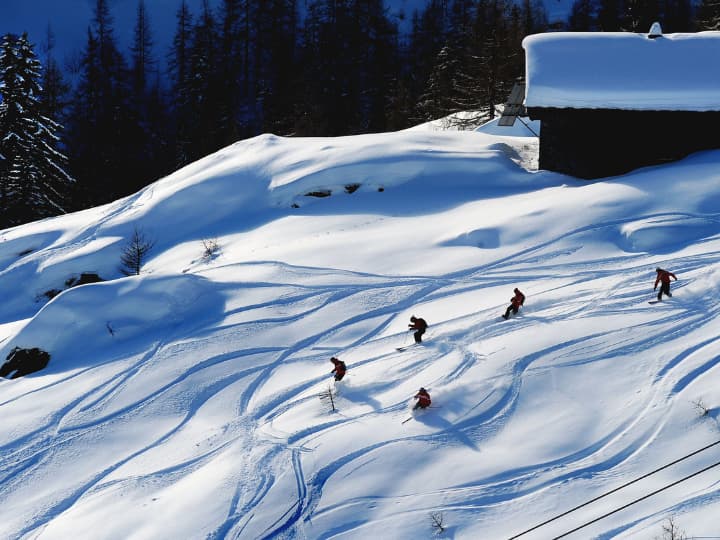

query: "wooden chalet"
left=522, top=26, right=720, bottom=179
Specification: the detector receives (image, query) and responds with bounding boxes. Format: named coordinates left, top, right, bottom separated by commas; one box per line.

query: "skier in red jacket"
left=408, top=316, right=428, bottom=343
left=330, top=357, right=346, bottom=381
left=413, top=387, right=431, bottom=409
left=502, top=288, right=525, bottom=320
left=654, top=267, right=677, bottom=302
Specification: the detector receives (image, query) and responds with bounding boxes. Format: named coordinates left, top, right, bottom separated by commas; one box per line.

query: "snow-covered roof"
left=523, top=30, right=720, bottom=111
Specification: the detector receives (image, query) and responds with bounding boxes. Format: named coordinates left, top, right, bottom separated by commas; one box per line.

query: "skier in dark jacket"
left=408, top=316, right=428, bottom=343
left=654, top=268, right=677, bottom=301
left=413, top=387, right=431, bottom=409
left=330, top=357, right=346, bottom=381
left=502, top=288, right=525, bottom=320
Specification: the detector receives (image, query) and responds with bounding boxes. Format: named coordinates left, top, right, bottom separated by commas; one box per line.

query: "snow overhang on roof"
left=522, top=31, right=720, bottom=111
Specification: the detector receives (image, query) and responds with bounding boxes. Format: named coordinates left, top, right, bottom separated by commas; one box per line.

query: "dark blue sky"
left=1, top=0, right=218, bottom=67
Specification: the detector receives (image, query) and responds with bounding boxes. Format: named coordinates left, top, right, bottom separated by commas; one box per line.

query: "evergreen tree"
left=597, top=0, right=623, bottom=30
left=568, top=0, right=598, bottom=30
left=522, top=0, right=548, bottom=34
left=470, top=0, right=515, bottom=119
left=407, top=0, right=451, bottom=108
left=255, top=0, right=300, bottom=135
left=621, top=0, right=661, bottom=31
left=0, top=33, right=73, bottom=227
left=129, top=0, right=171, bottom=190
left=66, top=0, right=139, bottom=206
left=130, top=0, right=154, bottom=97
left=216, top=0, right=253, bottom=142
left=186, top=0, right=223, bottom=160
left=415, top=0, right=472, bottom=124
left=696, top=0, right=720, bottom=29
left=662, top=0, right=694, bottom=31
left=298, top=0, right=360, bottom=135
left=415, top=45, right=464, bottom=122
left=348, top=0, right=400, bottom=132
left=168, top=0, right=194, bottom=168
left=39, top=25, right=70, bottom=129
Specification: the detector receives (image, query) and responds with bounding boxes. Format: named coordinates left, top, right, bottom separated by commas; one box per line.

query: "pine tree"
left=66, top=0, right=139, bottom=206
left=129, top=0, right=171, bottom=190
left=407, top=0, right=451, bottom=108
left=351, top=0, right=400, bottom=133
left=415, top=45, right=462, bottom=123
left=168, top=0, right=194, bottom=168
left=186, top=0, right=223, bottom=160
left=216, top=0, right=248, bottom=142
left=39, top=25, right=70, bottom=128
left=298, top=0, right=350, bottom=135
left=465, top=0, right=513, bottom=120
left=663, top=0, right=694, bottom=31
left=299, top=1, right=399, bottom=135
left=621, top=0, right=661, bottom=31
left=441, top=0, right=494, bottom=128
left=130, top=0, right=154, bottom=97
left=696, top=0, right=720, bottom=29
left=568, top=0, right=598, bottom=29
left=597, top=0, right=623, bottom=30
left=0, top=32, right=73, bottom=227
left=255, top=0, right=300, bottom=135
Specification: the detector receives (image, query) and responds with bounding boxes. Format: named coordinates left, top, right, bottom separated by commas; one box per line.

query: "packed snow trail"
left=2, top=238, right=719, bottom=539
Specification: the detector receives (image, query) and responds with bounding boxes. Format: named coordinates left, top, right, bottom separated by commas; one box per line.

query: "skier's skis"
left=401, top=406, right=439, bottom=424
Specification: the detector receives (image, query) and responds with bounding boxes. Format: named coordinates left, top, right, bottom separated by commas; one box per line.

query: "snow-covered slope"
left=1, top=126, right=719, bottom=539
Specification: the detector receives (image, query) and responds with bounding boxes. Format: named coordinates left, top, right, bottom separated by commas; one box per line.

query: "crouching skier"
left=413, top=387, right=431, bottom=410
left=330, top=357, right=346, bottom=381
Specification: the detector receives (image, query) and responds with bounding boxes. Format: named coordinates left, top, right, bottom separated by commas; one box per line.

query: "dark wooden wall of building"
left=527, top=108, right=720, bottom=179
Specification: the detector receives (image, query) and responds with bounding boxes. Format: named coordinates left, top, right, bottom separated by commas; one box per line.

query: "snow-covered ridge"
left=0, top=127, right=719, bottom=539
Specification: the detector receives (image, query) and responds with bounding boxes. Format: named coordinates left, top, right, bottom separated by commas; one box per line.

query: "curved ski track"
left=2, top=214, right=719, bottom=539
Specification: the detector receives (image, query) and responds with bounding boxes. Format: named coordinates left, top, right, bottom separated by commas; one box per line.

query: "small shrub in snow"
left=692, top=398, right=709, bottom=416
left=120, top=227, right=155, bottom=276
left=655, top=517, right=687, bottom=540
left=319, top=385, right=337, bottom=412
left=430, top=512, right=445, bottom=534
left=201, top=238, right=221, bottom=261
left=344, top=183, right=360, bottom=194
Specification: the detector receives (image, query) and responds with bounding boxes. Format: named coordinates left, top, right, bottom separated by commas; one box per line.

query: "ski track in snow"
left=2, top=212, right=720, bottom=539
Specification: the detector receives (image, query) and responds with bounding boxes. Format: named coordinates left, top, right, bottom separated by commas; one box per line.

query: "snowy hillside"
left=1, top=124, right=719, bottom=540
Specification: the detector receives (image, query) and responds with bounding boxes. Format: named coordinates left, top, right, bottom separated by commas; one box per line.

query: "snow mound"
left=3, top=274, right=224, bottom=374
left=442, top=228, right=501, bottom=249
left=619, top=215, right=719, bottom=253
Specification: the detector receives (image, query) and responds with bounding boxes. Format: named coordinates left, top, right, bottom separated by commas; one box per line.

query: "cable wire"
left=508, top=439, right=720, bottom=539
left=554, top=458, right=720, bottom=538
